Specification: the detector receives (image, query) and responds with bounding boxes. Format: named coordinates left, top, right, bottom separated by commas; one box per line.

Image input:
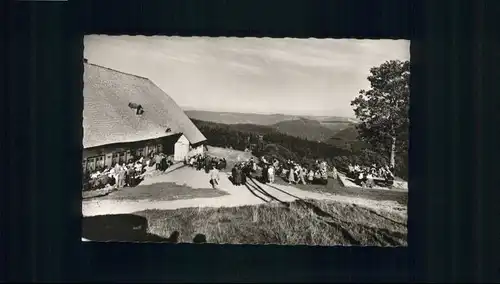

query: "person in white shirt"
left=332, top=166, right=338, bottom=180
left=208, top=165, right=220, bottom=189
left=268, top=166, right=275, bottom=183
left=134, top=161, right=143, bottom=173
left=365, top=172, right=375, bottom=188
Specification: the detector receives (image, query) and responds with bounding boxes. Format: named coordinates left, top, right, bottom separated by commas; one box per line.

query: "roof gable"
left=83, top=63, right=206, bottom=148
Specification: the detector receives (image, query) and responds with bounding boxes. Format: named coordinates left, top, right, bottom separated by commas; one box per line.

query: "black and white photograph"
left=81, top=35, right=410, bottom=246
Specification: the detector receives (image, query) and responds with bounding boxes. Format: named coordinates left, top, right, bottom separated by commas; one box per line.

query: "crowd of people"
left=185, top=154, right=227, bottom=173
left=347, top=163, right=395, bottom=188
left=226, top=156, right=337, bottom=187
left=84, top=149, right=398, bottom=193
left=83, top=152, right=174, bottom=191
left=185, top=153, right=229, bottom=189
left=279, top=159, right=334, bottom=185
left=229, top=158, right=257, bottom=186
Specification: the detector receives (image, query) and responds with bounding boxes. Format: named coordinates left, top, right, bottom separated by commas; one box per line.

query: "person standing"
left=154, top=153, right=161, bottom=170
left=268, top=165, right=275, bottom=183
left=208, top=165, right=220, bottom=189
left=231, top=166, right=238, bottom=185
left=307, top=169, right=314, bottom=184
left=299, top=166, right=307, bottom=185
left=117, top=164, right=126, bottom=188
left=235, top=165, right=243, bottom=186
left=261, top=164, right=268, bottom=183
left=332, top=166, right=338, bottom=180
left=113, top=163, right=121, bottom=185
left=288, top=165, right=295, bottom=184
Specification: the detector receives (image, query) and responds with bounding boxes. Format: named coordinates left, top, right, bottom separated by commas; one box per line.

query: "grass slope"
left=132, top=198, right=407, bottom=246
left=97, top=182, right=228, bottom=201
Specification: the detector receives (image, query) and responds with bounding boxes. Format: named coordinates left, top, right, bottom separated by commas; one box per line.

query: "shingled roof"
left=83, top=62, right=206, bottom=149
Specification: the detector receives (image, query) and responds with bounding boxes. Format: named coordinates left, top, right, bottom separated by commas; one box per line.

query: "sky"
left=84, top=35, right=409, bottom=118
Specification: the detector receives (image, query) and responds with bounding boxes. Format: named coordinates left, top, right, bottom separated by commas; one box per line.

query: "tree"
left=351, top=59, right=410, bottom=168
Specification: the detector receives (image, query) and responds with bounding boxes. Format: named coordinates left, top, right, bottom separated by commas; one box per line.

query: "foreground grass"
left=130, top=199, right=407, bottom=246
left=95, top=182, right=228, bottom=201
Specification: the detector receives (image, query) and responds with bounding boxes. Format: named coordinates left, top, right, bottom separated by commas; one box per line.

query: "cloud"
left=84, top=36, right=409, bottom=117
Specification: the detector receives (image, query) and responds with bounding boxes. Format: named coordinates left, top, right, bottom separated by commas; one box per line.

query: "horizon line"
left=180, top=106, right=357, bottom=119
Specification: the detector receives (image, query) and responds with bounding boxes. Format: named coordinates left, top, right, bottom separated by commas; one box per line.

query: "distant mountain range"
left=185, top=110, right=358, bottom=142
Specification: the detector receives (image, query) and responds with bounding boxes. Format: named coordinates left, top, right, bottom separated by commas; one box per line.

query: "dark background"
left=3, top=0, right=499, bottom=282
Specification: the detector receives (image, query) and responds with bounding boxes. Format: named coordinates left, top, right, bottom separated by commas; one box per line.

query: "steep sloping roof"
left=83, top=63, right=206, bottom=149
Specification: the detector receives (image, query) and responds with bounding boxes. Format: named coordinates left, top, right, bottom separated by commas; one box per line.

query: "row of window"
left=83, top=144, right=163, bottom=173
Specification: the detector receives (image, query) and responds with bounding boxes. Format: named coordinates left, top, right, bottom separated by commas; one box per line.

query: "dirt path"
left=82, top=166, right=407, bottom=217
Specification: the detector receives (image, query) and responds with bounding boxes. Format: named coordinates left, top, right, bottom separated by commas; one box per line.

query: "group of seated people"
left=186, top=154, right=227, bottom=173
left=83, top=152, right=175, bottom=191
left=347, top=163, right=395, bottom=188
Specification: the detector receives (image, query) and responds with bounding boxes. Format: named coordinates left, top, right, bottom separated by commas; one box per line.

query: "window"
left=119, top=152, right=126, bottom=164
left=95, top=156, right=105, bottom=169
left=136, top=148, right=144, bottom=157
left=88, top=158, right=96, bottom=171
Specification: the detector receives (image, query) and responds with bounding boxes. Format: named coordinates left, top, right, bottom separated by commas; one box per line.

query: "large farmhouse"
left=82, top=61, right=206, bottom=173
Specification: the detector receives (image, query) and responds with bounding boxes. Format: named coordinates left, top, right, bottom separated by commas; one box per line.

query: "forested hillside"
left=192, top=118, right=408, bottom=179
left=272, top=118, right=339, bottom=142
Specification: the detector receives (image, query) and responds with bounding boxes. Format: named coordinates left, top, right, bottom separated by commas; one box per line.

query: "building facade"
left=83, top=61, right=207, bottom=173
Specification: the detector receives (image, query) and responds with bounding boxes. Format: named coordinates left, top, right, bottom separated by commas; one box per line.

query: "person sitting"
left=365, top=172, right=375, bottom=188
left=320, top=170, right=328, bottom=185
left=384, top=166, right=395, bottom=187
left=354, top=164, right=361, bottom=173
left=355, top=171, right=365, bottom=186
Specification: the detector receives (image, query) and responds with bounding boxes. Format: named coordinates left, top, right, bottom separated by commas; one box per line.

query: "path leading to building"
left=82, top=165, right=407, bottom=217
